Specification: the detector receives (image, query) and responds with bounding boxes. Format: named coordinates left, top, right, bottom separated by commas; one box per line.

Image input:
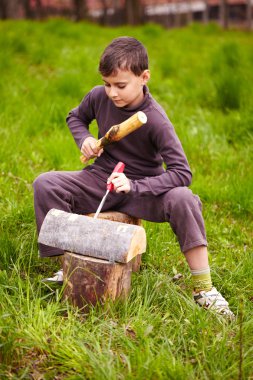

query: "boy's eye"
left=104, top=83, right=126, bottom=89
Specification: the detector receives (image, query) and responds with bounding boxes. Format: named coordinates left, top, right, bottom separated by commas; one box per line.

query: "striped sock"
left=190, top=266, right=213, bottom=293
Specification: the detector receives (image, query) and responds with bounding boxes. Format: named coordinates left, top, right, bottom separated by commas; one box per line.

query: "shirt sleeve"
left=66, top=90, right=96, bottom=149
left=130, top=120, right=192, bottom=196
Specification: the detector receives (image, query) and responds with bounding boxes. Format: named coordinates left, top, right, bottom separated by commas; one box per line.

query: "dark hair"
left=99, top=36, right=149, bottom=77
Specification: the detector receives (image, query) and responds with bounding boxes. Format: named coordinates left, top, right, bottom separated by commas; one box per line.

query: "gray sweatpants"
left=33, top=166, right=207, bottom=257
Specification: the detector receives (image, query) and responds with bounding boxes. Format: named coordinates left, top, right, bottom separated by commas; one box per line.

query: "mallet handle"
left=80, top=111, right=147, bottom=164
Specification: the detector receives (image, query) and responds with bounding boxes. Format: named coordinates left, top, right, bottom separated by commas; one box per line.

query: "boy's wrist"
left=79, top=133, right=93, bottom=150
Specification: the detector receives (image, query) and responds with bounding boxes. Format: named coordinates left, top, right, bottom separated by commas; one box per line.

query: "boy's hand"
left=107, top=172, right=131, bottom=194
left=81, top=137, right=104, bottom=160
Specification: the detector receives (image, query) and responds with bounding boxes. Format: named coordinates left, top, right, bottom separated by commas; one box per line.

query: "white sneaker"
left=193, top=287, right=235, bottom=319
left=43, top=269, right=63, bottom=284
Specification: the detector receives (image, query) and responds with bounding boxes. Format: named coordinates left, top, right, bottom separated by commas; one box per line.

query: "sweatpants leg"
left=33, top=167, right=126, bottom=257
left=33, top=166, right=207, bottom=256
left=117, top=187, right=207, bottom=253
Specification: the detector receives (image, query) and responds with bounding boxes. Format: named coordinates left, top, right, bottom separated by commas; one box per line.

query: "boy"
left=33, top=37, right=234, bottom=318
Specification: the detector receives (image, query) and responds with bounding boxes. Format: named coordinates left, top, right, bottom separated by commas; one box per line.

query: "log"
left=87, top=211, right=142, bottom=272
left=62, top=211, right=144, bottom=308
left=38, top=209, right=146, bottom=263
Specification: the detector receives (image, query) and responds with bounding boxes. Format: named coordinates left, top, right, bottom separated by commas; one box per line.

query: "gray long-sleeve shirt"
left=66, top=85, right=192, bottom=196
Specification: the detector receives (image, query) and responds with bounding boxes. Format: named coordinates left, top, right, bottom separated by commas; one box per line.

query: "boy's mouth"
left=113, top=99, right=124, bottom=105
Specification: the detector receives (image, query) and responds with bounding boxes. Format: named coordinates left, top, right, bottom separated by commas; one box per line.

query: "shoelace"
left=194, top=287, right=233, bottom=316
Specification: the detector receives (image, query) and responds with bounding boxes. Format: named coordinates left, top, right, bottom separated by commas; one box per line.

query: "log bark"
left=39, top=209, right=146, bottom=263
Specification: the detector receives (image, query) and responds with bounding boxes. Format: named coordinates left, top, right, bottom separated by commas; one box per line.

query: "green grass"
left=0, top=19, right=253, bottom=379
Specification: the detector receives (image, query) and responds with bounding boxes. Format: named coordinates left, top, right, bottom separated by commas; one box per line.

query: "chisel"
left=94, top=162, right=125, bottom=219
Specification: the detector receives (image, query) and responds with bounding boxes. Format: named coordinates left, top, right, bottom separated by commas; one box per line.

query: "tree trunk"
left=35, top=0, right=43, bottom=19
left=246, top=0, right=252, bottom=30
left=22, top=0, right=33, bottom=19
left=174, top=0, right=181, bottom=28
left=202, top=0, right=209, bottom=23
left=187, top=0, right=193, bottom=24
left=0, top=0, right=8, bottom=19
left=100, top=0, right=110, bottom=25
left=220, top=0, right=229, bottom=29
left=124, top=0, right=143, bottom=25
left=72, top=0, right=87, bottom=21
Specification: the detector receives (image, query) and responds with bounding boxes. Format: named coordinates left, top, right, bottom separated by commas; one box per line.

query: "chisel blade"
left=93, top=189, right=110, bottom=219
left=93, top=162, right=125, bottom=219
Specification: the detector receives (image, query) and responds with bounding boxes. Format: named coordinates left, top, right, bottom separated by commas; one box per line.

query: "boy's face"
left=102, top=69, right=150, bottom=108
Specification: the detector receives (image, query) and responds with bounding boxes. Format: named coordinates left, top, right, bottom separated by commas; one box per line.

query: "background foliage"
left=0, top=20, right=252, bottom=379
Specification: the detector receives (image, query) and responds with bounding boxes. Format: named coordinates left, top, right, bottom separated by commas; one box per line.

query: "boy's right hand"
left=81, top=137, right=104, bottom=160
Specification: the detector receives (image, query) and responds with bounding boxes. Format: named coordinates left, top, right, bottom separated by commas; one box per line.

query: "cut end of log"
left=125, top=226, right=146, bottom=263
left=137, top=111, right=147, bottom=124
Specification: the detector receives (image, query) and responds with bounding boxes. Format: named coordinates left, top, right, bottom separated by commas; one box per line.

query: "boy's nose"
left=109, top=87, right=118, bottom=98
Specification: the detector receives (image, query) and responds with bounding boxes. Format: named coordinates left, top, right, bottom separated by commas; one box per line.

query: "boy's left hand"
left=107, top=172, right=131, bottom=193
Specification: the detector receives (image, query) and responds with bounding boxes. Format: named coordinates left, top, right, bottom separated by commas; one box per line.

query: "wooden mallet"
left=80, top=111, right=147, bottom=163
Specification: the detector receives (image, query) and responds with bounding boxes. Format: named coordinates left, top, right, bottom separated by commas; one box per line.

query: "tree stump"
left=62, top=211, right=144, bottom=309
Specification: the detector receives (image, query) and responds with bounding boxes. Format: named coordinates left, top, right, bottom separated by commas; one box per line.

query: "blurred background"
left=0, top=0, right=252, bottom=30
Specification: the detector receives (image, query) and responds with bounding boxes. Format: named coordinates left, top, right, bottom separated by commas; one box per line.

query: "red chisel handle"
left=107, top=162, right=125, bottom=191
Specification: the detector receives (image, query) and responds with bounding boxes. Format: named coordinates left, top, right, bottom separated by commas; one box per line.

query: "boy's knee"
left=165, top=187, right=202, bottom=214
left=33, top=172, right=54, bottom=195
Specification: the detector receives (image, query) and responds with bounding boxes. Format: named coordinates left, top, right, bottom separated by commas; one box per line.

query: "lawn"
left=0, top=19, right=252, bottom=379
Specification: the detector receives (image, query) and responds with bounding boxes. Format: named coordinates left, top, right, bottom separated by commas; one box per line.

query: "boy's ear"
left=141, top=69, right=150, bottom=84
